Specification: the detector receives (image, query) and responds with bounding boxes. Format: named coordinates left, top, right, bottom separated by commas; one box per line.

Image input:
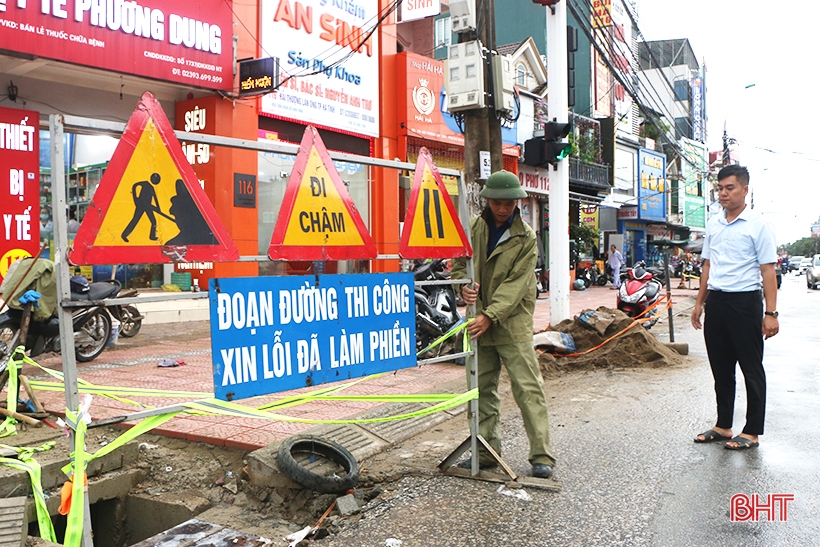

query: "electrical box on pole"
left=444, top=41, right=486, bottom=111
left=449, top=0, right=476, bottom=33
left=492, top=54, right=515, bottom=113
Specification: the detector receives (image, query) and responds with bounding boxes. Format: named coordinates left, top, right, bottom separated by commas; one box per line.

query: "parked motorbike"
left=0, top=278, right=119, bottom=364
left=107, top=286, right=144, bottom=338
left=413, top=259, right=463, bottom=358
left=616, top=261, right=664, bottom=329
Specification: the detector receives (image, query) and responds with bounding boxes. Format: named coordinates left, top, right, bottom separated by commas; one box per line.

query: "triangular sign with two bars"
left=268, top=126, right=377, bottom=260
left=70, top=91, right=239, bottom=265
left=399, top=147, right=472, bottom=259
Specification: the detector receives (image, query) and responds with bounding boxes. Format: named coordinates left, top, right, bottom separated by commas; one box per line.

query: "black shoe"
left=457, top=459, right=496, bottom=470
left=532, top=464, right=553, bottom=479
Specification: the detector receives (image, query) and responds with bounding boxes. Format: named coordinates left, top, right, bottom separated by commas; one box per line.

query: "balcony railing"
left=569, top=158, right=610, bottom=189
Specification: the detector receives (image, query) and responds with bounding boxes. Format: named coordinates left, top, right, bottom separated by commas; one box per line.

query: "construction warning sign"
left=399, top=147, right=472, bottom=259
left=268, top=126, right=377, bottom=260
left=70, top=91, right=238, bottom=265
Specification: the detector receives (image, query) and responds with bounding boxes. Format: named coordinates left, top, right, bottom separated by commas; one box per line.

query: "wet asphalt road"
left=321, top=274, right=820, bottom=547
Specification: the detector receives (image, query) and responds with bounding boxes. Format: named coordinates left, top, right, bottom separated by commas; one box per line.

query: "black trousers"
left=703, top=290, right=766, bottom=435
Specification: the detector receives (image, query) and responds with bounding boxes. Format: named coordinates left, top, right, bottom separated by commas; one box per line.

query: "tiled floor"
left=20, top=283, right=696, bottom=450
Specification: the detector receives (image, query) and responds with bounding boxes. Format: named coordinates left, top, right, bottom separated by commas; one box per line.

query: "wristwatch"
left=764, top=311, right=779, bottom=318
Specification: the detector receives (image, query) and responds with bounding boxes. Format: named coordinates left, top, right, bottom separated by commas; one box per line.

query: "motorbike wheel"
left=75, top=310, right=112, bottom=362
left=596, top=275, right=607, bottom=286
left=118, top=305, right=142, bottom=338
left=0, top=323, right=21, bottom=372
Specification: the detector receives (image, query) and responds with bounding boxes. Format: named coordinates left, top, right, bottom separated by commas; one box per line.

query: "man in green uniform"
left=451, top=170, right=556, bottom=479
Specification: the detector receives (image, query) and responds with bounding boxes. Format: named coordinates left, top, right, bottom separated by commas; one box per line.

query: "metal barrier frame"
left=47, top=112, right=483, bottom=544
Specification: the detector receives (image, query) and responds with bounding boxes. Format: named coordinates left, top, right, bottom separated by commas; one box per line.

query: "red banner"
left=0, top=106, right=40, bottom=281
left=0, top=0, right=232, bottom=91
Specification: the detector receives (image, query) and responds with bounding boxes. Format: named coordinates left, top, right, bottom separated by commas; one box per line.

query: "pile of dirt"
left=537, top=307, right=683, bottom=376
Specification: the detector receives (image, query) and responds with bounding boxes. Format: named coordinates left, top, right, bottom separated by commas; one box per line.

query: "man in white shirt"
left=608, top=244, right=624, bottom=289
left=690, top=165, right=778, bottom=450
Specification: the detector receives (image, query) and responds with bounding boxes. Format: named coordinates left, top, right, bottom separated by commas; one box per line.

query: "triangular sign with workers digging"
left=399, top=147, right=472, bottom=259
left=268, top=126, right=378, bottom=260
left=70, top=91, right=239, bottom=265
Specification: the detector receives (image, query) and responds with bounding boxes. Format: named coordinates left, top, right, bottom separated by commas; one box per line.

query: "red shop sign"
left=0, top=0, right=232, bottom=91
left=0, top=106, right=40, bottom=282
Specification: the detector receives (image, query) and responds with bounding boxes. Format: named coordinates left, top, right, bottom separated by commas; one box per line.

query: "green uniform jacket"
left=0, top=257, right=57, bottom=322
left=452, top=208, right=537, bottom=346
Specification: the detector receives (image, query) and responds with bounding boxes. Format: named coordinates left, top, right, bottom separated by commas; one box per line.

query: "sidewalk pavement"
left=22, top=283, right=700, bottom=452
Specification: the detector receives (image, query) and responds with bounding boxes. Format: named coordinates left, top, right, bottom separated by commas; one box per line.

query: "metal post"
left=455, top=173, right=480, bottom=475
left=547, top=2, right=570, bottom=323
left=50, top=115, right=95, bottom=547
left=664, top=249, right=674, bottom=342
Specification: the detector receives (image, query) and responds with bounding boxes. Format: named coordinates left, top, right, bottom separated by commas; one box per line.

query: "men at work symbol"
left=121, top=173, right=164, bottom=242
left=120, top=173, right=216, bottom=245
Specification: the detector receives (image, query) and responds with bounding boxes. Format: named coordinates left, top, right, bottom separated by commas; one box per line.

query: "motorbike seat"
left=71, top=281, right=120, bottom=301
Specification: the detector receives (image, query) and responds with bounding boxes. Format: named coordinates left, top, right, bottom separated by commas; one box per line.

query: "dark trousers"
left=703, top=290, right=766, bottom=435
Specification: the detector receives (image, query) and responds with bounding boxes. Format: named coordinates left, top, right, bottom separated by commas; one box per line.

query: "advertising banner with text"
left=260, top=0, right=380, bottom=138
left=637, top=148, right=666, bottom=222
left=210, top=273, right=416, bottom=400
left=0, top=0, right=232, bottom=91
left=0, top=107, right=40, bottom=281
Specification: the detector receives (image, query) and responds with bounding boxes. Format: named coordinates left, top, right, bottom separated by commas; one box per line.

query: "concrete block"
left=335, top=493, right=359, bottom=515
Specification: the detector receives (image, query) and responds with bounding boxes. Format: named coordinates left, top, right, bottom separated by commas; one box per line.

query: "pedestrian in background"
left=451, top=170, right=555, bottom=479
left=608, top=244, right=624, bottom=289
left=691, top=165, right=778, bottom=450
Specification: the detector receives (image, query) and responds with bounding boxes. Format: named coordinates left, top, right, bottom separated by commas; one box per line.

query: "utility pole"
left=722, top=121, right=731, bottom=165
left=462, top=0, right=502, bottom=217
left=546, top=1, right=570, bottom=323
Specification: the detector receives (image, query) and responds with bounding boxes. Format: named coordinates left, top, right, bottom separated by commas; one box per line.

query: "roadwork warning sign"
left=399, top=147, right=472, bottom=259
left=70, top=91, right=238, bottom=265
left=268, top=126, right=377, bottom=260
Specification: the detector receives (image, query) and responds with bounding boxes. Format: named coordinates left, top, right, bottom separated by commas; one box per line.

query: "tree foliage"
left=570, top=223, right=600, bottom=253
left=786, top=237, right=820, bottom=257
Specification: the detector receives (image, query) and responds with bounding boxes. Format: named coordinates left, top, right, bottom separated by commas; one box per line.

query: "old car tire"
left=277, top=435, right=359, bottom=493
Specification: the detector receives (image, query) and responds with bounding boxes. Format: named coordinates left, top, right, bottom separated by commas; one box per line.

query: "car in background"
left=806, top=255, right=820, bottom=289
left=799, top=257, right=813, bottom=275
left=789, top=256, right=805, bottom=272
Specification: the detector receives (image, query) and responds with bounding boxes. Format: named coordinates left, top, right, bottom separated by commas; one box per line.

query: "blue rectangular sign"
left=637, top=148, right=667, bottom=222
left=209, top=273, right=417, bottom=401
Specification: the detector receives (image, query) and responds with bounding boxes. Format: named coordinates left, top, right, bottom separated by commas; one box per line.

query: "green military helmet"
left=479, top=170, right=528, bottom=200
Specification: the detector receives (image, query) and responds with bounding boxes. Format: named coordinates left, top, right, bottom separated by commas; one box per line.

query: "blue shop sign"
left=209, top=273, right=416, bottom=400
left=637, top=148, right=667, bottom=222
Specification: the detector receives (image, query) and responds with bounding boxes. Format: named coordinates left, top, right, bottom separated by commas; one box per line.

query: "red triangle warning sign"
left=399, top=148, right=472, bottom=259
left=268, top=126, right=377, bottom=260
left=69, top=91, right=239, bottom=265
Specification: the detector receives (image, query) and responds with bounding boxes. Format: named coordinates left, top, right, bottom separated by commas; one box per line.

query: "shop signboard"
left=0, top=107, right=39, bottom=281
left=268, top=126, right=377, bottom=260
left=637, top=148, right=666, bottom=222
left=517, top=166, right=549, bottom=195
left=70, top=91, right=239, bottom=265
left=680, top=137, right=707, bottom=230
left=398, top=147, right=471, bottom=259
left=260, top=0, right=380, bottom=137
left=580, top=205, right=599, bottom=231
left=0, top=0, right=232, bottom=91
left=209, top=272, right=416, bottom=400
left=399, top=0, right=440, bottom=22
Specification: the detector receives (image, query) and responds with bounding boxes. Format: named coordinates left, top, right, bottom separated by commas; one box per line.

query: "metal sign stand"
left=51, top=114, right=95, bottom=547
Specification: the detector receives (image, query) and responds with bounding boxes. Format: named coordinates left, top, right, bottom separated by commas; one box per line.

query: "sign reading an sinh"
left=209, top=273, right=416, bottom=400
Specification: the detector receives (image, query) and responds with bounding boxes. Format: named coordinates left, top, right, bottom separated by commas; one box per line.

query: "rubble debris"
left=538, top=307, right=683, bottom=375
